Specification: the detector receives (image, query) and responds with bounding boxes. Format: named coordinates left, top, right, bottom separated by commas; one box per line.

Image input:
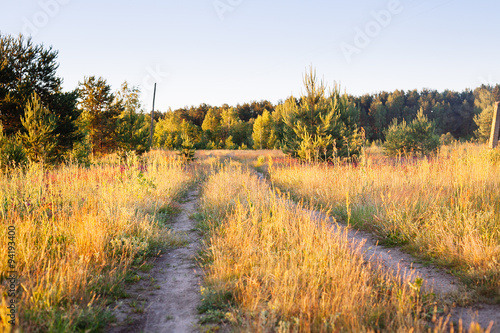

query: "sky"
left=1, top=0, right=499, bottom=111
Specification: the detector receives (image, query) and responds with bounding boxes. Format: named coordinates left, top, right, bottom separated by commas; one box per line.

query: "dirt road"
left=109, top=189, right=202, bottom=333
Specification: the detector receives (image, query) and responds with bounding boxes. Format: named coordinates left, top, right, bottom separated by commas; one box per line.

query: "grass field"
left=0, top=151, right=196, bottom=332
left=197, top=162, right=464, bottom=332
left=1, top=145, right=498, bottom=332
left=270, top=144, right=500, bottom=303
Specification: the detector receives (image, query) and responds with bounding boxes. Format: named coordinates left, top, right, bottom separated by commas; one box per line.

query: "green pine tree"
left=383, top=109, right=439, bottom=156
left=0, top=34, right=82, bottom=157
left=177, top=133, right=196, bottom=161
left=78, top=76, right=121, bottom=155
left=280, top=67, right=364, bottom=161
left=115, top=82, right=150, bottom=154
left=19, top=93, right=59, bottom=163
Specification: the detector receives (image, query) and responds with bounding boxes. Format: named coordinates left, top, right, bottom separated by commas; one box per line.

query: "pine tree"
left=78, top=76, right=121, bottom=155
left=19, top=93, right=59, bottom=163
left=115, top=82, right=150, bottom=154
left=409, top=108, right=440, bottom=155
left=383, top=109, right=439, bottom=156
left=116, top=111, right=150, bottom=154
left=368, top=98, right=388, bottom=140
left=280, top=67, right=364, bottom=161
left=177, top=133, right=196, bottom=161
left=1, top=34, right=81, bottom=156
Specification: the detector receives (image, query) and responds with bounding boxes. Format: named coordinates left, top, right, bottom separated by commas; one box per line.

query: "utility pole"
left=149, top=83, right=156, bottom=149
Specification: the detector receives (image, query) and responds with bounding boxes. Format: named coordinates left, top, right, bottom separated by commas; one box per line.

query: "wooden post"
left=489, top=102, right=500, bottom=149
left=149, top=83, right=156, bottom=149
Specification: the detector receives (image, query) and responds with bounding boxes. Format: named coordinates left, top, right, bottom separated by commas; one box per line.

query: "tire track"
left=109, top=188, right=202, bottom=333
left=259, top=171, right=500, bottom=331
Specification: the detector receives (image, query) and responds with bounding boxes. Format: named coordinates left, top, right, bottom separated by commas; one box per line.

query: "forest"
left=1, top=33, right=500, bottom=166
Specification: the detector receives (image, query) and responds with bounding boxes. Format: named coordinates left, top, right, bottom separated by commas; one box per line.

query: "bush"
left=177, top=133, right=196, bottom=161
left=0, top=136, right=27, bottom=168
left=68, top=140, right=92, bottom=166
left=384, top=109, right=440, bottom=157
left=440, top=132, right=456, bottom=146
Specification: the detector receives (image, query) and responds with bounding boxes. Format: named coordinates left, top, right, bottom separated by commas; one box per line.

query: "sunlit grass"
left=0, top=151, right=195, bottom=332
left=198, top=163, right=460, bottom=332
left=270, top=144, right=500, bottom=301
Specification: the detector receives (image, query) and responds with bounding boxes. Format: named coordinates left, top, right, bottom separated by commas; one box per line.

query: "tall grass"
left=270, top=144, right=500, bottom=301
left=0, top=152, right=195, bottom=332
left=199, top=163, right=455, bottom=332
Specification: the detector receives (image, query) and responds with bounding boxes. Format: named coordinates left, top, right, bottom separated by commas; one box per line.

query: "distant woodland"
left=1, top=33, right=499, bottom=165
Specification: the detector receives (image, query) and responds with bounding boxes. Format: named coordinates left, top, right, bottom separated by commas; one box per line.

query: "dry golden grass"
left=0, top=151, right=195, bottom=332
left=270, top=144, right=500, bottom=301
left=195, top=149, right=284, bottom=165
left=198, top=163, right=458, bottom=332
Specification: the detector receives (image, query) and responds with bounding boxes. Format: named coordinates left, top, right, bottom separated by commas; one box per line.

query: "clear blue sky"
left=1, top=0, right=499, bottom=111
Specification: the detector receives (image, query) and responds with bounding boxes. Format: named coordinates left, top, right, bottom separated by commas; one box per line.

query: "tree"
left=384, top=109, right=439, bottom=156
left=154, top=112, right=199, bottom=150
left=220, top=107, right=239, bottom=143
left=155, top=113, right=182, bottom=149
left=201, top=108, right=220, bottom=144
left=228, top=120, right=253, bottom=148
left=272, top=97, right=298, bottom=145
left=473, top=86, right=496, bottom=142
left=252, top=110, right=276, bottom=149
left=177, top=133, right=196, bottom=161
left=368, top=97, right=388, bottom=141
left=19, top=93, right=58, bottom=163
left=280, top=67, right=364, bottom=161
left=474, top=105, right=495, bottom=142
left=0, top=34, right=60, bottom=134
left=493, top=85, right=500, bottom=102
left=384, top=119, right=410, bottom=156
left=236, top=100, right=274, bottom=121
left=115, top=82, right=150, bottom=154
left=78, top=76, right=122, bottom=155
left=0, top=33, right=81, bottom=157
left=386, top=90, right=405, bottom=123
left=50, top=90, right=82, bottom=157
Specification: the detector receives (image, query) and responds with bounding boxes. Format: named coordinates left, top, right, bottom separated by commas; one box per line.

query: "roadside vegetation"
left=270, top=144, right=500, bottom=303
left=197, top=162, right=461, bottom=332
left=0, top=151, right=195, bottom=332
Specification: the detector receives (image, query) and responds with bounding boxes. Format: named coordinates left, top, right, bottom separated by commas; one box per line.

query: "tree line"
left=1, top=33, right=499, bottom=166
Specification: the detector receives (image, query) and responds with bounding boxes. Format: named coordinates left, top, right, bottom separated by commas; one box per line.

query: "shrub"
left=0, top=136, right=27, bottom=168
left=384, top=109, right=440, bottom=157
left=177, top=133, right=196, bottom=161
left=440, top=132, right=456, bottom=146
left=68, top=140, right=92, bottom=166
